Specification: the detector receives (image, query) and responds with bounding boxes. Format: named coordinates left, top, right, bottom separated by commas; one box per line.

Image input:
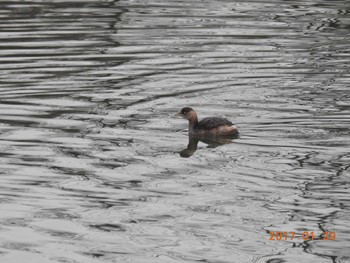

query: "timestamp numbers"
left=269, top=231, right=336, bottom=241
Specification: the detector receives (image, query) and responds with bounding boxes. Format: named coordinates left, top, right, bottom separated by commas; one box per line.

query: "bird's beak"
left=176, top=112, right=183, bottom=118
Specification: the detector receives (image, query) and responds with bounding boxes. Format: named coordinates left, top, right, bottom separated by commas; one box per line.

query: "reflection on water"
left=179, top=135, right=238, bottom=158
left=0, top=0, right=350, bottom=262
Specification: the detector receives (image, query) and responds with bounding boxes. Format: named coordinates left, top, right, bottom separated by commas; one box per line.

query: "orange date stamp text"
left=269, top=231, right=336, bottom=241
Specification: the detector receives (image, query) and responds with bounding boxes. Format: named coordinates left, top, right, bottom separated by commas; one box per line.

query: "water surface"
left=0, top=0, right=349, bottom=262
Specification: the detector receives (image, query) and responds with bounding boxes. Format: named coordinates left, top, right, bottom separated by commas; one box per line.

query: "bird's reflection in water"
left=179, top=134, right=239, bottom=158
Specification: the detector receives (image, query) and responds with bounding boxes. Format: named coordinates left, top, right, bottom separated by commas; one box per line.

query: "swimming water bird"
left=177, top=107, right=239, bottom=137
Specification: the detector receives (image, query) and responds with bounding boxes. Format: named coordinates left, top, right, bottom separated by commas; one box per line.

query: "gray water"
left=0, top=0, right=349, bottom=262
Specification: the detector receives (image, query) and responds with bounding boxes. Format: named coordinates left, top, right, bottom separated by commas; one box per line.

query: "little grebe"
left=178, top=107, right=239, bottom=136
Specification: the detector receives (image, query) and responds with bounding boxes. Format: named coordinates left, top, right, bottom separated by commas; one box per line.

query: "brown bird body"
left=178, top=107, right=239, bottom=137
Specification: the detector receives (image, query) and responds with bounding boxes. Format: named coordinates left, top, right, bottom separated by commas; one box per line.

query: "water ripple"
left=0, top=0, right=350, bottom=262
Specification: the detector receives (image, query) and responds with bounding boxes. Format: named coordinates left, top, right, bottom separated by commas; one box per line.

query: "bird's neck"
left=188, top=114, right=198, bottom=132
